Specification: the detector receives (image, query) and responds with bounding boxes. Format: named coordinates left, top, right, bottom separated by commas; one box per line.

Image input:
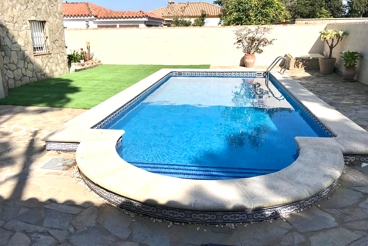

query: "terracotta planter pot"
left=319, top=58, right=336, bottom=75
left=342, top=67, right=357, bottom=81
left=244, top=54, right=256, bottom=68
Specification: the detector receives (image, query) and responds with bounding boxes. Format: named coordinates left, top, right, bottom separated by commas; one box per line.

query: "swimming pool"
left=99, top=74, right=331, bottom=180
left=45, top=69, right=368, bottom=223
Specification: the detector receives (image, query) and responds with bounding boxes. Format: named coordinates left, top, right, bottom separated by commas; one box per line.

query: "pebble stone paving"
left=0, top=69, right=368, bottom=246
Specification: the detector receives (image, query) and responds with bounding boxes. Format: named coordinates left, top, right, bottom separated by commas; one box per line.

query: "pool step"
left=128, top=161, right=279, bottom=180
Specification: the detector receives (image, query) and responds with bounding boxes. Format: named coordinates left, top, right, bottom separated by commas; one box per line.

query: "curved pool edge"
left=76, top=129, right=344, bottom=223
left=43, top=68, right=368, bottom=223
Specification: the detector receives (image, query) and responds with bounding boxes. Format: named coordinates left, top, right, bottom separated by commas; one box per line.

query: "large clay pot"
left=319, top=58, right=336, bottom=74
left=342, top=67, right=357, bottom=81
left=243, top=54, right=256, bottom=67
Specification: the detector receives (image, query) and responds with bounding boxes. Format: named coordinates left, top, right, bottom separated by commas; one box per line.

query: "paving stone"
left=210, top=225, right=237, bottom=234
left=69, top=227, right=118, bottom=246
left=48, top=229, right=70, bottom=243
left=285, top=207, right=338, bottom=232
left=234, top=220, right=290, bottom=245
left=310, top=227, right=361, bottom=246
left=68, top=225, right=75, bottom=234
left=116, top=242, right=140, bottom=246
left=7, top=232, right=31, bottom=246
left=280, top=232, right=306, bottom=246
left=340, top=208, right=368, bottom=221
left=15, top=198, right=45, bottom=208
left=168, top=223, right=239, bottom=246
left=341, top=168, right=368, bottom=187
left=0, top=205, right=20, bottom=221
left=58, top=242, right=73, bottom=246
left=15, top=207, right=43, bottom=224
left=0, top=228, right=13, bottom=246
left=43, top=209, right=73, bottom=230
left=346, top=220, right=368, bottom=231
left=320, top=188, right=364, bottom=209
left=41, top=157, right=75, bottom=171
left=97, top=206, right=132, bottom=240
left=0, top=220, right=4, bottom=227
left=352, top=187, right=368, bottom=194
left=44, top=203, right=82, bottom=215
left=4, top=220, right=47, bottom=232
left=31, top=233, right=58, bottom=246
left=71, top=207, right=98, bottom=230
left=18, top=207, right=30, bottom=216
left=354, top=230, right=367, bottom=238
left=131, top=220, right=170, bottom=246
left=359, top=198, right=368, bottom=209
left=348, top=235, right=368, bottom=246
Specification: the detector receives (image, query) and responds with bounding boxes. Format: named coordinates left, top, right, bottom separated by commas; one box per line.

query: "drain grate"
left=41, top=158, right=75, bottom=171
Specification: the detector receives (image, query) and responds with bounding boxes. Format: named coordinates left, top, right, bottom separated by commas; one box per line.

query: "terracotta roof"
left=151, top=2, right=221, bottom=18
left=62, top=2, right=163, bottom=20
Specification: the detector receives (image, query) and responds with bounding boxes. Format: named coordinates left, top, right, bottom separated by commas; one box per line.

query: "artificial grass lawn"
left=0, top=64, right=210, bottom=109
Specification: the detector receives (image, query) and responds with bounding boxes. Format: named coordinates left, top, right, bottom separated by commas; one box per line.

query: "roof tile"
left=62, top=2, right=163, bottom=20
left=151, top=2, right=221, bottom=18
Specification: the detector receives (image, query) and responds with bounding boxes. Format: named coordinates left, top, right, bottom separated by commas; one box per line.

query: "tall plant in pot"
left=319, top=29, right=348, bottom=74
left=340, top=50, right=361, bottom=81
left=234, top=26, right=276, bottom=68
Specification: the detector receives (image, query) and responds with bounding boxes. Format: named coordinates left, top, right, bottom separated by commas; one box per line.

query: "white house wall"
left=204, top=18, right=220, bottom=26
left=166, top=17, right=220, bottom=26
left=64, top=18, right=96, bottom=29
left=64, top=18, right=163, bottom=29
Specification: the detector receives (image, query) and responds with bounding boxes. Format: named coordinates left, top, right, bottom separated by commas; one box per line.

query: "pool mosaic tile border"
left=344, top=155, right=368, bottom=165
left=171, top=71, right=263, bottom=78
left=81, top=171, right=337, bottom=224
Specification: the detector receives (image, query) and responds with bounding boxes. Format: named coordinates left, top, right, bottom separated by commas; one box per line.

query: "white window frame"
left=29, top=21, right=48, bottom=54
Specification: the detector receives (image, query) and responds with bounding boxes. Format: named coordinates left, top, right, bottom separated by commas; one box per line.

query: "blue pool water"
left=102, top=76, right=330, bottom=180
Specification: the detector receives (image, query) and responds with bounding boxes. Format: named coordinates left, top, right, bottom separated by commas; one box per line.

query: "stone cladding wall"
left=0, top=0, right=68, bottom=96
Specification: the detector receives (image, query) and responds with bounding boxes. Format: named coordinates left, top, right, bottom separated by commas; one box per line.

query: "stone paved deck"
left=1, top=70, right=368, bottom=245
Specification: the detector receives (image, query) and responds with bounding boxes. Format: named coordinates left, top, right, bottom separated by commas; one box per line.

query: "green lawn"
left=0, top=64, right=210, bottom=109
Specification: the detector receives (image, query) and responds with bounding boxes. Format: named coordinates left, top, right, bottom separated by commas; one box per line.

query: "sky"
left=64, top=0, right=216, bottom=11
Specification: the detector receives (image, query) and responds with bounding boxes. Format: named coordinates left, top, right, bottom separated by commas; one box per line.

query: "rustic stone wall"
left=0, top=0, right=68, bottom=97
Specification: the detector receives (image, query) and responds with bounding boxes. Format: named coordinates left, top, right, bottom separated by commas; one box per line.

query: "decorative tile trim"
left=93, top=71, right=264, bottom=130
left=344, top=155, right=368, bottom=165
left=45, top=142, right=79, bottom=152
left=171, top=71, right=260, bottom=78
left=81, top=171, right=337, bottom=224
left=269, top=74, right=334, bottom=137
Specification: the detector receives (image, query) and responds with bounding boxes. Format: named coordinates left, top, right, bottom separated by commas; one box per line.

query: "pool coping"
left=43, top=69, right=368, bottom=222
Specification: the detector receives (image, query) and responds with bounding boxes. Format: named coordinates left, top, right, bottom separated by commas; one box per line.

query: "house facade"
left=151, top=1, right=221, bottom=26
left=63, top=2, right=164, bottom=29
left=0, top=0, right=68, bottom=98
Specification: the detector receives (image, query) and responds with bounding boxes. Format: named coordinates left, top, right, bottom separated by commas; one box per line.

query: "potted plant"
left=234, top=26, right=276, bottom=68
left=340, top=50, right=362, bottom=81
left=319, top=29, right=348, bottom=74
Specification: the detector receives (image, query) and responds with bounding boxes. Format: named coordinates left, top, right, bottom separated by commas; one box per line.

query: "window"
left=119, top=25, right=139, bottom=28
left=97, top=25, right=118, bottom=28
left=29, top=21, right=47, bottom=54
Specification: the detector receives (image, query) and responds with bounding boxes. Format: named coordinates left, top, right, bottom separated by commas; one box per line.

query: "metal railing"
left=263, top=56, right=289, bottom=101
left=264, top=56, right=289, bottom=76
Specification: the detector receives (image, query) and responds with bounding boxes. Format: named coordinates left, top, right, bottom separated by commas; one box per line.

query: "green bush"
left=67, top=49, right=86, bottom=66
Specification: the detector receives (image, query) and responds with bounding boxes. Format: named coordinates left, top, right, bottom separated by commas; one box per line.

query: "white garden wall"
left=65, top=23, right=368, bottom=85
left=325, top=22, right=368, bottom=85
left=65, top=25, right=326, bottom=67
